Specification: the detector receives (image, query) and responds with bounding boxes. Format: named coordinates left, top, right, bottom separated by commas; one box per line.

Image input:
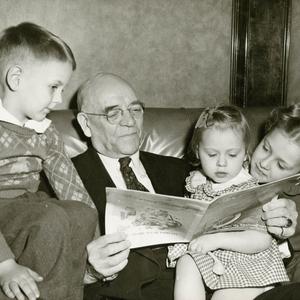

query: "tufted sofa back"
left=48, top=107, right=275, bottom=159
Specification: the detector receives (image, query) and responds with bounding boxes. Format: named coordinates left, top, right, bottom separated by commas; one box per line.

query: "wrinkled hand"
left=0, top=259, right=43, bottom=300
left=190, top=171, right=206, bottom=189
left=87, top=232, right=131, bottom=281
left=188, top=234, right=218, bottom=254
left=262, top=197, right=298, bottom=239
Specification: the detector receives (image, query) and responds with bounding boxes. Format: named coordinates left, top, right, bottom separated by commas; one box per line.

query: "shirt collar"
left=211, top=168, right=253, bottom=191
left=0, top=99, right=51, bottom=133
left=129, top=151, right=141, bottom=168
left=99, top=151, right=140, bottom=167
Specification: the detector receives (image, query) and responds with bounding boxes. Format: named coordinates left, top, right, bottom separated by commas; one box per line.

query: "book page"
left=199, top=173, right=300, bottom=233
left=105, top=188, right=209, bottom=248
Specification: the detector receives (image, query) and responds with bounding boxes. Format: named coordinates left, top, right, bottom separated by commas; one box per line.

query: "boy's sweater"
left=0, top=120, right=95, bottom=262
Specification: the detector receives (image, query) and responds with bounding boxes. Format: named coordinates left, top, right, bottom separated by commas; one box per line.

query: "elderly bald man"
left=74, top=73, right=190, bottom=300
left=73, top=73, right=299, bottom=300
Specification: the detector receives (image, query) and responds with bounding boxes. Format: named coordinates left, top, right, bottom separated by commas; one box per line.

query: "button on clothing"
left=119, top=157, right=149, bottom=192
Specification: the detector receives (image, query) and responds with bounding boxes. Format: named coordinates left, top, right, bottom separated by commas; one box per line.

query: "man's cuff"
left=84, top=263, right=102, bottom=284
left=85, top=262, right=119, bottom=285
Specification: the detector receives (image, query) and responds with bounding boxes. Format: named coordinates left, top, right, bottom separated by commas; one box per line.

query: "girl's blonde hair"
left=265, top=103, right=300, bottom=145
left=187, top=105, right=251, bottom=166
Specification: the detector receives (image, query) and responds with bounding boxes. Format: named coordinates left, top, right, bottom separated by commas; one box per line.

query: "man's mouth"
left=121, top=131, right=138, bottom=137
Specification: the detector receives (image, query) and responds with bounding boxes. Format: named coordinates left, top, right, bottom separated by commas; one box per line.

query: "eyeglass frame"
left=81, top=100, right=145, bottom=125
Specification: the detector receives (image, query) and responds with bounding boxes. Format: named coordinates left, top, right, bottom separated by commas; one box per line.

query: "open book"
left=105, top=173, right=300, bottom=248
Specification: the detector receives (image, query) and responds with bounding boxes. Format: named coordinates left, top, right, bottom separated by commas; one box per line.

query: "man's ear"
left=77, top=112, right=92, bottom=138
left=6, top=65, right=22, bottom=91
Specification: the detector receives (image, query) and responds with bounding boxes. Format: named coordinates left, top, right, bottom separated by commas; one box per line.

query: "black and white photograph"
left=0, top=0, right=299, bottom=299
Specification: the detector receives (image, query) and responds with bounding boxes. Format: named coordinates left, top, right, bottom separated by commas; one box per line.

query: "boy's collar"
left=0, top=99, right=51, bottom=133
left=24, top=119, right=52, bottom=133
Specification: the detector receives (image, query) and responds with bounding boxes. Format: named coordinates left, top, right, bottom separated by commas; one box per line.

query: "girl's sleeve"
left=42, top=124, right=96, bottom=209
left=185, top=170, right=207, bottom=193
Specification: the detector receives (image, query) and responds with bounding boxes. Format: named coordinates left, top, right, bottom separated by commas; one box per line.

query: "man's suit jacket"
left=72, top=147, right=192, bottom=300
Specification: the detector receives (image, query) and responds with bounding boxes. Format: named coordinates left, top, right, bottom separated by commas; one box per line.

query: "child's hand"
left=188, top=234, right=219, bottom=254
left=0, top=259, right=43, bottom=300
left=189, top=171, right=206, bottom=189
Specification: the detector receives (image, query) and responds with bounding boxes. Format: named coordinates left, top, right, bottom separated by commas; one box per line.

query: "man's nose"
left=120, top=109, right=135, bottom=126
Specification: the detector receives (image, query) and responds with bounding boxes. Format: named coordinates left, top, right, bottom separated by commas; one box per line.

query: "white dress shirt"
left=98, top=151, right=155, bottom=193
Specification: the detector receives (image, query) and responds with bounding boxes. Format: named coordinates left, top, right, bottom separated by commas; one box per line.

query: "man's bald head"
left=77, top=73, right=136, bottom=113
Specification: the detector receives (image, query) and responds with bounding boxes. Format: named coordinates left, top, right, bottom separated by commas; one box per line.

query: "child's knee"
left=66, top=201, right=98, bottom=228
left=177, top=254, right=197, bottom=272
left=175, top=255, right=205, bottom=300
left=36, top=202, right=72, bottom=237
left=176, top=255, right=203, bottom=283
left=54, top=201, right=98, bottom=238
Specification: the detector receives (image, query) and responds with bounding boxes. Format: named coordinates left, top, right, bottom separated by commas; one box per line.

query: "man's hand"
left=262, top=197, right=298, bottom=239
left=86, top=232, right=131, bottom=282
left=0, top=259, right=43, bottom=300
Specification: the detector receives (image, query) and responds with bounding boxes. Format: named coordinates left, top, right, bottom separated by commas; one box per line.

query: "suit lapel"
left=80, top=147, right=114, bottom=195
left=140, top=151, right=164, bottom=194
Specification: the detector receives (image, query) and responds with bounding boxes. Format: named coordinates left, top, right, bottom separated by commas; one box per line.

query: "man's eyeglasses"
left=82, top=102, right=145, bottom=125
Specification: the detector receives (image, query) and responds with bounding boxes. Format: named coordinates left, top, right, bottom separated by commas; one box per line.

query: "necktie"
left=119, top=157, right=149, bottom=192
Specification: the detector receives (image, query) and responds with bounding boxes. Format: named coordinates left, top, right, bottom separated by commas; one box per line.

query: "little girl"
left=168, top=105, right=289, bottom=300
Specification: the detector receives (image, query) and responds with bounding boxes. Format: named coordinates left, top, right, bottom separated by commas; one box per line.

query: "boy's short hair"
left=0, top=22, right=76, bottom=74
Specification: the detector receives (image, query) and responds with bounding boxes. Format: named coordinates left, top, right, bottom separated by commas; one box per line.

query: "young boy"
left=0, top=23, right=97, bottom=300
